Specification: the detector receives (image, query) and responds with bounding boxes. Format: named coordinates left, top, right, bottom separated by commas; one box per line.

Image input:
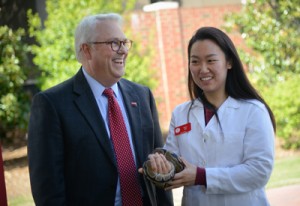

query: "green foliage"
left=124, top=29, right=158, bottom=89
left=225, top=0, right=300, bottom=149
left=225, top=0, right=300, bottom=80
left=27, top=0, right=157, bottom=90
left=0, top=26, right=31, bottom=139
left=258, top=75, right=300, bottom=149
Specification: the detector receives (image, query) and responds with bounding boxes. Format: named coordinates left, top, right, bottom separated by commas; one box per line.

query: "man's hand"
left=140, top=148, right=185, bottom=188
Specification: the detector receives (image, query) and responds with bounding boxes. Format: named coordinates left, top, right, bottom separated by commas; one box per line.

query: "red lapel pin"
left=131, top=102, right=137, bottom=107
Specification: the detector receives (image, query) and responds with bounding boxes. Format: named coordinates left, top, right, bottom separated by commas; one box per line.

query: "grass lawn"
left=8, top=196, right=34, bottom=206
left=267, top=154, right=300, bottom=189
left=8, top=152, right=300, bottom=206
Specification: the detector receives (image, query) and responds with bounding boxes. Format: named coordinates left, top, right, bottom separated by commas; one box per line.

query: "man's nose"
left=117, top=43, right=128, bottom=54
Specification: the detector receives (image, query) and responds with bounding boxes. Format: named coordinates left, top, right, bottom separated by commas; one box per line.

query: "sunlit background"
left=1, top=0, right=299, bottom=205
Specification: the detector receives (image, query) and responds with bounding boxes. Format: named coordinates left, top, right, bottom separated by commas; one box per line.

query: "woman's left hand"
left=165, top=157, right=197, bottom=190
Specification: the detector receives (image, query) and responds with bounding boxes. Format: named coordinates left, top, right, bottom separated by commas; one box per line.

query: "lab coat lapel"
left=216, top=97, right=240, bottom=123
left=190, top=99, right=206, bottom=130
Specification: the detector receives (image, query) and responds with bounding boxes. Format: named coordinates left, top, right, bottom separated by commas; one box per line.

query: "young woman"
left=150, top=27, right=275, bottom=206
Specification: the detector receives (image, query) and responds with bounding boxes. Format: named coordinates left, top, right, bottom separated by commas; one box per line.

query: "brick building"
left=131, top=1, right=243, bottom=131
left=0, top=0, right=245, bottom=131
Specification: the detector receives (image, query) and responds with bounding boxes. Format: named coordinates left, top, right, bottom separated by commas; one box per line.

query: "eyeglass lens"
left=111, top=40, right=132, bottom=51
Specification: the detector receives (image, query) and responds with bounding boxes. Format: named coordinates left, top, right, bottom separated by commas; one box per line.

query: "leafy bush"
left=27, top=0, right=157, bottom=91
left=225, top=0, right=300, bottom=149
left=258, top=75, right=300, bottom=149
left=0, top=26, right=31, bottom=140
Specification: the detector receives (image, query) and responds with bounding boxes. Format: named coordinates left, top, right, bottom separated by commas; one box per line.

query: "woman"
left=150, top=27, right=275, bottom=206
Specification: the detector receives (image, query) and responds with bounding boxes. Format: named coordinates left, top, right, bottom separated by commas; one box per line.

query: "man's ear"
left=81, top=44, right=92, bottom=60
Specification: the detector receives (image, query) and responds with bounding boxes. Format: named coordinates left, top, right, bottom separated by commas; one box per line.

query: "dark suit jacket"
left=28, top=68, right=173, bottom=206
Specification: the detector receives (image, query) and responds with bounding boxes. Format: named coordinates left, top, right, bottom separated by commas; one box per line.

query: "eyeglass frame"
left=88, top=39, right=133, bottom=52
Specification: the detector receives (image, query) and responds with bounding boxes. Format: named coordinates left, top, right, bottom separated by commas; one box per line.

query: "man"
left=28, top=13, right=173, bottom=206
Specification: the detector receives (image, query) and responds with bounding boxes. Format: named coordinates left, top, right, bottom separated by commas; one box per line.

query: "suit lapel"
left=73, top=69, right=116, bottom=167
left=118, top=80, right=144, bottom=166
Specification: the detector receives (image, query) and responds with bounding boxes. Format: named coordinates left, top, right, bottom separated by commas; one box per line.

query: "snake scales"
left=142, top=148, right=185, bottom=188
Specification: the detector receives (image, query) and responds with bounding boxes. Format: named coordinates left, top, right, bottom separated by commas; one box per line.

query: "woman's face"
left=189, top=39, right=232, bottom=98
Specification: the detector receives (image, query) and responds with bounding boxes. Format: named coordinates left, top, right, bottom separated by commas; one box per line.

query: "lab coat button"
left=203, top=134, right=209, bottom=143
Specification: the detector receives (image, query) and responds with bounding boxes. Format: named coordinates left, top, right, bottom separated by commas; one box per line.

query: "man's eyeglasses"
left=88, top=39, right=133, bottom=52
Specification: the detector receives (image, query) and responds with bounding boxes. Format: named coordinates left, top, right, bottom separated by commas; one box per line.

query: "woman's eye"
left=208, top=59, right=217, bottom=63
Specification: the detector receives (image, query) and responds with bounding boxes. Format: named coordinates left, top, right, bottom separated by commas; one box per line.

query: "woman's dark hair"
left=187, top=27, right=276, bottom=131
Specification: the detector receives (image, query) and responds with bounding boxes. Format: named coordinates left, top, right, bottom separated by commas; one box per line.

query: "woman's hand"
left=165, top=157, right=197, bottom=190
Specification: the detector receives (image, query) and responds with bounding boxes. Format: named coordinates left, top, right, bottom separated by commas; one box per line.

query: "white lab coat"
left=165, top=97, right=275, bottom=206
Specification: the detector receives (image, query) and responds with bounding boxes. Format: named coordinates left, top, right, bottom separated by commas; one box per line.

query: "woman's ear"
left=227, top=59, right=232, bottom=69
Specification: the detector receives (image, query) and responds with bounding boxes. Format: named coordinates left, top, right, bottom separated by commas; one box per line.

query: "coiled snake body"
left=142, top=148, right=185, bottom=188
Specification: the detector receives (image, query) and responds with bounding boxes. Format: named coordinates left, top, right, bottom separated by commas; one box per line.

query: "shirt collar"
left=82, top=67, right=119, bottom=98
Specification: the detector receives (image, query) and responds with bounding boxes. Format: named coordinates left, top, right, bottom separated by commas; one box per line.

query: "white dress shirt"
left=82, top=68, right=137, bottom=206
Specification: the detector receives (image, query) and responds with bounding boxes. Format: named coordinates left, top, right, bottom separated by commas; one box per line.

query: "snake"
left=142, top=148, right=185, bottom=188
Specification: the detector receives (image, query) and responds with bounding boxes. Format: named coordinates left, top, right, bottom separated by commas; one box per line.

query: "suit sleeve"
left=27, top=93, right=66, bottom=206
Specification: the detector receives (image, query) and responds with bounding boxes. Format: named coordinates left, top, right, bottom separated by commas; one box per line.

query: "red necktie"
left=103, top=88, right=143, bottom=206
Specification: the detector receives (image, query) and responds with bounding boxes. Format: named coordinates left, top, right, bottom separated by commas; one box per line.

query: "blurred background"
left=0, top=0, right=299, bottom=205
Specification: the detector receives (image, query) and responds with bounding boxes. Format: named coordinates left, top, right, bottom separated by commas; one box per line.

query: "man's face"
left=84, top=20, right=129, bottom=87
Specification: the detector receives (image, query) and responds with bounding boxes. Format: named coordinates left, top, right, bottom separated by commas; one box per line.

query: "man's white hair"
left=74, top=13, right=123, bottom=63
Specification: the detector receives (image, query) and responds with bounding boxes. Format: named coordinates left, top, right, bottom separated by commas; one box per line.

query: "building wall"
left=135, top=0, right=241, bottom=9
left=131, top=4, right=243, bottom=131
left=1, top=0, right=244, bottom=132
left=181, top=0, right=241, bottom=7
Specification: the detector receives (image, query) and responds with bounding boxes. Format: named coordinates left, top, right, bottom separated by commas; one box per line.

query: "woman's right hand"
left=165, top=157, right=197, bottom=190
